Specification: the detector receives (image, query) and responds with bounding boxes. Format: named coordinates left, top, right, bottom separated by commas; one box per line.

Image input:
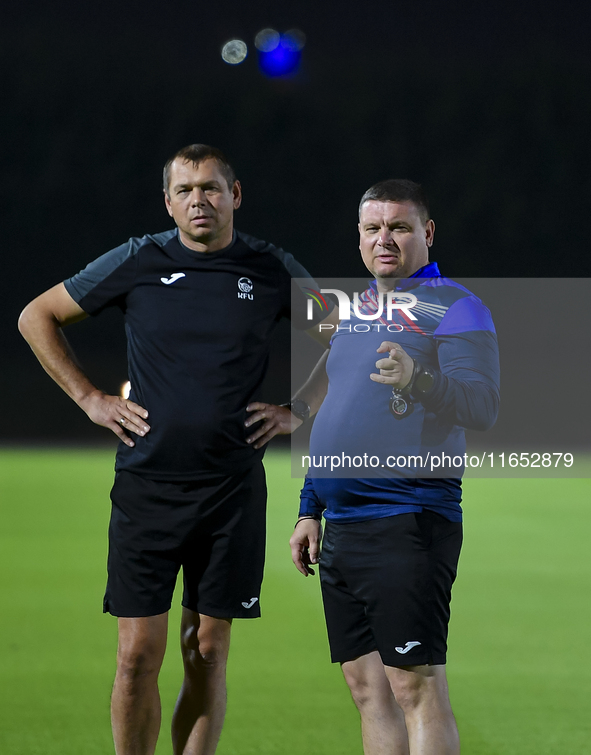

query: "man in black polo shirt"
left=18, top=144, right=334, bottom=755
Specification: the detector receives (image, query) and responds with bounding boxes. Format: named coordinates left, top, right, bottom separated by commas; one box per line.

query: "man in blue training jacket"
left=288, top=179, right=500, bottom=755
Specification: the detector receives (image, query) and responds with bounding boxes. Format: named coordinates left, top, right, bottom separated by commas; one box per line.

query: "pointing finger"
left=376, top=341, right=400, bottom=353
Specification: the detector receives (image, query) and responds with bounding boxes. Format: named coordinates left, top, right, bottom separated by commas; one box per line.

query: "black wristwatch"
left=389, top=361, right=435, bottom=419
left=281, top=399, right=311, bottom=423
left=411, top=363, right=435, bottom=395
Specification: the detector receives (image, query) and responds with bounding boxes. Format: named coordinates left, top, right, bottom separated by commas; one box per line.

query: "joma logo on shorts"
left=241, top=597, right=258, bottom=609
left=395, top=641, right=421, bottom=654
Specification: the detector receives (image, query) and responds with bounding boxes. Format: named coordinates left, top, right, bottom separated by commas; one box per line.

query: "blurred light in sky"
left=255, top=28, right=280, bottom=52
left=121, top=381, right=131, bottom=399
left=257, top=29, right=306, bottom=77
left=282, top=29, right=306, bottom=51
left=221, top=40, right=248, bottom=65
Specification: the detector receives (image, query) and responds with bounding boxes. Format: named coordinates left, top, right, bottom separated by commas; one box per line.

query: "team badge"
left=237, top=277, right=254, bottom=300
left=238, top=277, right=253, bottom=293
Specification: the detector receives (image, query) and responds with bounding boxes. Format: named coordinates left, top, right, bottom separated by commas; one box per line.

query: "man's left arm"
left=371, top=296, right=500, bottom=431
left=244, top=245, right=339, bottom=446
left=245, top=313, right=336, bottom=448
left=422, top=330, right=500, bottom=430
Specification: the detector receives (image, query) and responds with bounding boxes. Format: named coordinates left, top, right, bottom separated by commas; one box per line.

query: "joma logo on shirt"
left=237, top=277, right=254, bottom=301
left=161, top=272, right=186, bottom=285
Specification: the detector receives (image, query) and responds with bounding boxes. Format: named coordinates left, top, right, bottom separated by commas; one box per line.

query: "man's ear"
left=164, top=191, right=174, bottom=217
left=425, top=219, right=435, bottom=247
left=232, top=180, right=242, bottom=210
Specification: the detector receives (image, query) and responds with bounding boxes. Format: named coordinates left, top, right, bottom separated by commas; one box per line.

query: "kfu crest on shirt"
left=237, top=277, right=254, bottom=300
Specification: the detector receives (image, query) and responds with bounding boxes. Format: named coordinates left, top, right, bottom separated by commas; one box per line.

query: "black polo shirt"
left=64, top=229, right=323, bottom=479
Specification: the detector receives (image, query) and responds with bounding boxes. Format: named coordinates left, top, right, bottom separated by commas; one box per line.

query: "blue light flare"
left=257, top=30, right=305, bottom=77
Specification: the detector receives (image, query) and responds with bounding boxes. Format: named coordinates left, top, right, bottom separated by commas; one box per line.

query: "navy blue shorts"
left=319, top=511, right=462, bottom=666
left=104, top=464, right=267, bottom=618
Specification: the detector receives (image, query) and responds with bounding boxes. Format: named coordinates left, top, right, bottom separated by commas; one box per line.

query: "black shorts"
left=104, top=464, right=267, bottom=618
left=319, top=511, right=462, bottom=667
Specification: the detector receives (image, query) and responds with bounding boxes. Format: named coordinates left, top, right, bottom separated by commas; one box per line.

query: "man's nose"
left=190, top=188, right=206, bottom=206
left=378, top=229, right=393, bottom=246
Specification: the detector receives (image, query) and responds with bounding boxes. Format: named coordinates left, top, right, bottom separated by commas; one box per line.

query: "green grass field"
left=1, top=449, right=590, bottom=754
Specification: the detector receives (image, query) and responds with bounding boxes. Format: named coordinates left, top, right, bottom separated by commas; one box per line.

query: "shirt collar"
left=369, top=261, right=441, bottom=293
left=410, top=261, right=440, bottom=278
left=176, top=228, right=237, bottom=255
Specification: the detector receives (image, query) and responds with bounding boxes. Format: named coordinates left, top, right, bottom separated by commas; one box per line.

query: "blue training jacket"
left=298, top=262, right=500, bottom=523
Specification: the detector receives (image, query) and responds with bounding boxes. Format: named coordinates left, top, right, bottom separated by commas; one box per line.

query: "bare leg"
left=111, top=613, right=169, bottom=755
left=341, top=651, right=410, bottom=755
left=385, top=664, right=460, bottom=755
left=171, top=610, right=232, bottom=755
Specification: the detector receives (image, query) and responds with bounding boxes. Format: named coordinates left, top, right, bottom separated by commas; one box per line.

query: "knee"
left=181, top=623, right=229, bottom=672
left=388, top=670, right=432, bottom=714
left=116, top=643, right=163, bottom=683
left=342, top=668, right=374, bottom=710
left=391, top=678, right=421, bottom=713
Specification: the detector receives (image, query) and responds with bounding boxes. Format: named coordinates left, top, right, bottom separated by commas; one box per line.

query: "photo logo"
left=306, top=289, right=418, bottom=321
left=304, top=288, right=329, bottom=319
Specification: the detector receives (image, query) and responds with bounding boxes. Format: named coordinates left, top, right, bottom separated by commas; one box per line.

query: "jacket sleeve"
left=298, top=476, right=326, bottom=518
left=412, top=295, right=501, bottom=431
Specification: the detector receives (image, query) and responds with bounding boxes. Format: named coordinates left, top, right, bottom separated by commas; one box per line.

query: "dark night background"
left=2, top=0, right=590, bottom=444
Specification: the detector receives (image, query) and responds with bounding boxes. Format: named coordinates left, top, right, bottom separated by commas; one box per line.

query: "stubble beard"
left=372, top=261, right=406, bottom=290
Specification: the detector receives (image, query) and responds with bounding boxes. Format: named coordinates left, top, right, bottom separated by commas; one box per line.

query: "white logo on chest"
left=238, top=277, right=254, bottom=300
left=161, top=273, right=186, bottom=285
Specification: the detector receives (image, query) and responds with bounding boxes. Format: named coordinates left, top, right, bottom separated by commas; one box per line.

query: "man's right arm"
left=18, top=282, right=150, bottom=447
left=289, top=476, right=325, bottom=576
left=290, top=518, right=322, bottom=577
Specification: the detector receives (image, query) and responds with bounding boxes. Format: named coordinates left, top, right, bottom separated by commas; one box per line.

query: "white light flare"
left=221, top=39, right=248, bottom=65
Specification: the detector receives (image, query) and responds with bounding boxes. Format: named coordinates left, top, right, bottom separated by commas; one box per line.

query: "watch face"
left=392, top=397, right=408, bottom=414
left=291, top=400, right=310, bottom=421
left=389, top=394, right=414, bottom=419
left=415, top=369, right=434, bottom=393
